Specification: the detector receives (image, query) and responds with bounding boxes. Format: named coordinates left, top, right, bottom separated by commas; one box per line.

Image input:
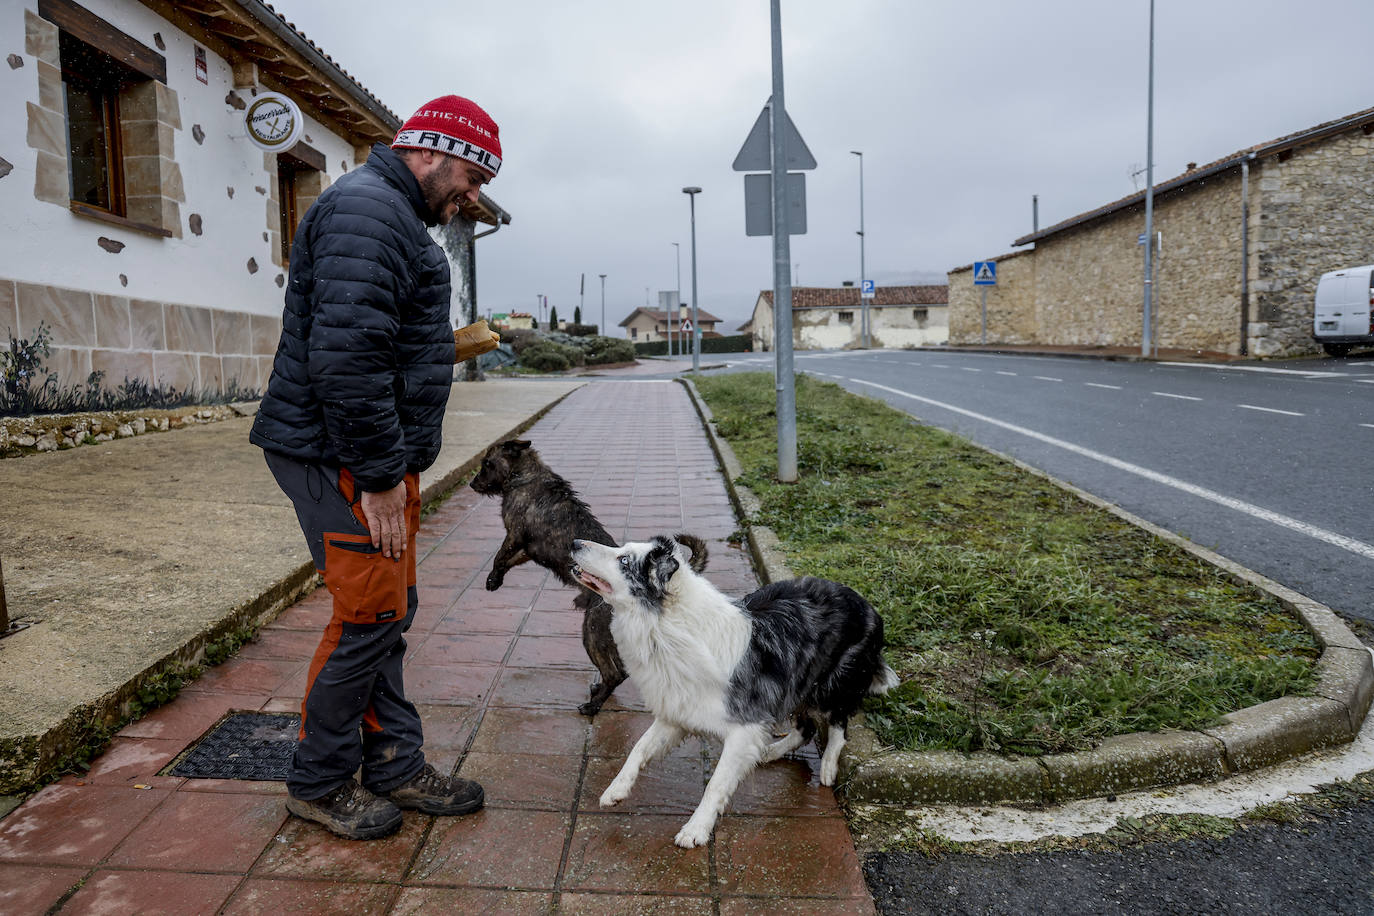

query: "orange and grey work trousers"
left=264, top=451, right=427, bottom=801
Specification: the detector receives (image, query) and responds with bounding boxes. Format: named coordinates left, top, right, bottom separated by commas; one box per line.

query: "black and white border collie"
left=570, top=534, right=898, bottom=848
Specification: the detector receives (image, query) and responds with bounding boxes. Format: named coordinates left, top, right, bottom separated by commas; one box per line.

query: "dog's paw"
left=577, top=700, right=603, bottom=717
left=819, top=759, right=838, bottom=786
left=484, top=571, right=504, bottom=591
left=674, top=820, right=713, bottom=849
left=599, top=784, right=629, bottom=807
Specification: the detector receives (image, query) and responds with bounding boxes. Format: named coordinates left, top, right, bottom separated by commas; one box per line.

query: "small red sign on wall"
left=195, top=45, right=208, bottom=84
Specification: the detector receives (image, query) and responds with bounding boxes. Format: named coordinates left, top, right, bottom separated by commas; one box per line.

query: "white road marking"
left=847, top=377, right=1374, bottom=562
left=1085, top=382, right=1122, bottom=390
left=1159, top=361, right=1346, bottom=379
left=961, top=367, right=982, bottom=372
left=1153, top=391, right=1202, bottom=401
left=1360, top=424, right=1374, bottom=430
left=1239, top=404, right=1304, bottom=417
left=1034, top=376, right=1063, bottom=382
left=996, top=371, right=1018, bottom=376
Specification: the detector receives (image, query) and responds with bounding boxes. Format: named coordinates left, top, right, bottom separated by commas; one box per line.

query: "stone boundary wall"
left=1029, top=174, right=1246, bottom=354
left=948, top=122, right=1374, bottom=357
left=2, top=277, right=280, bottom=394
left=948, top=249, right=1036, bottom=344
left=1250, top=129, right=1374, bottom=356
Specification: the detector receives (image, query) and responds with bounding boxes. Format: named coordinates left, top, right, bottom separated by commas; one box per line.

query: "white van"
left=1313, top=265, right=1374, bottom=357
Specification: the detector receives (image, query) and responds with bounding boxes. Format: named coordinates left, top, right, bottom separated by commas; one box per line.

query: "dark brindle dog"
left=470, top=439, right=708, bottom=715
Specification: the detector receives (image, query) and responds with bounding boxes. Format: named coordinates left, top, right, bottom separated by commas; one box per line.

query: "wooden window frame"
left=276, top=144, right=326, bottom=265
left=43, top=0, right=172, bottom=236
left=59, top=38, right=128, bottom=217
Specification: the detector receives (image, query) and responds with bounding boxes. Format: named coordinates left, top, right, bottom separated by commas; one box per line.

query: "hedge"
left=633, top=334, right=753, bottom=356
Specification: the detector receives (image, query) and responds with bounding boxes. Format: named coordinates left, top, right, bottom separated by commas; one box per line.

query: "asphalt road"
left=862, top=796, right=1374, bottom=915
left=709, top=350, right=1374, bottom=625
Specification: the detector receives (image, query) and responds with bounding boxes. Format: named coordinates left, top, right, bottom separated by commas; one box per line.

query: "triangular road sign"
left=732, top=101, right=817, bottom=172
left=976, top=263, right=994, bottom=280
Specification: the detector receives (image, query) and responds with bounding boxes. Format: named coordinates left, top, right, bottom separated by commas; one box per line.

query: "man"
left=249, top=95, right=501, bottom=840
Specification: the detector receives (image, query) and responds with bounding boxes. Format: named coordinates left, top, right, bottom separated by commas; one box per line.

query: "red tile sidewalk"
left=0, top=381, right=874, bottom=915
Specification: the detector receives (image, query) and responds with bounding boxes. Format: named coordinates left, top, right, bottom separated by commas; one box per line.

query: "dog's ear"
left=503, top=439, right=532, bottom=453
left=648, top=536, right=681, bottom=588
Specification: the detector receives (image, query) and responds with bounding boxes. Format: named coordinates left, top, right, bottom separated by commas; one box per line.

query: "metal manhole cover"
left=168, top=712, right=298, bottom=780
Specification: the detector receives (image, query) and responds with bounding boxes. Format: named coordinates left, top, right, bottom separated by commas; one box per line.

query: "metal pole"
left=1142, top=0, right=1155, bottom=358
left=598, top=273, right=606, bottom=336
left=673, top=242, right=681, bottom=357
left=1240, top=157, right=1250, bottom=356
left=683, top=187, right=702, bottom=371
left=981, top=288, right=987, bottom=345
left=1033, top=194, right=1039, bottom=234
left=770, top=0, right=796, bottom=482
left=851, top=150, right=868, bottom=348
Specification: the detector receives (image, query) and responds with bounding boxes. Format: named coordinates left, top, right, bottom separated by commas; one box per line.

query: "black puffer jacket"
left=250, top=143, right=454, bottom=492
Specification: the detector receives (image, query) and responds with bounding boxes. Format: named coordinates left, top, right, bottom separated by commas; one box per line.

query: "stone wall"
left=1250, top=129, right=1374, bottom=356
left=948, top=249, right=1037, bottom=344
left=1027, top=174, right=1247, bottom=354
left=2, top=278, right=280, bottom=394
left=946, top=121, right=1374, bottom=357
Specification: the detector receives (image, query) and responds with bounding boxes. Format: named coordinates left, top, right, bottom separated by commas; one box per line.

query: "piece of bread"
left=454, top=320, right=502, bottom=362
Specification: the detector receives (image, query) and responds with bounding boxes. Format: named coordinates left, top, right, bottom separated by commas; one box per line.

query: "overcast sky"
left=267, top=0, right=1374, bottom=333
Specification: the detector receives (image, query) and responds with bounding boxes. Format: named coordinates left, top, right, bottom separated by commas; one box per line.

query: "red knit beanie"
left=392, top=95, right=502, bottom=178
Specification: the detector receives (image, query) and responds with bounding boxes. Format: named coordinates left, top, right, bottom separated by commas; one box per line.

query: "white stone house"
left=947, top=105, right=1374, bottom=357
left=747, top=285, right=949, bottom=351
left=2, top=0, right=509, bottom=396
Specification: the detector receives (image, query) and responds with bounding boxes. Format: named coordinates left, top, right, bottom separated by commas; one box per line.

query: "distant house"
left=948, top=105, right=1374, bottom=357
left=748, top=285, right=949, bottom=351
left=490, top=311, right=534, bottom=330
left=619, top=306, right=722, bottom=342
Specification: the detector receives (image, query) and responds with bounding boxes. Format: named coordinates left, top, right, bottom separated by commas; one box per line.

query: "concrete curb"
left=1, top=388, right=578, bottom=795
left=676, top=377, right=1374, bottom=807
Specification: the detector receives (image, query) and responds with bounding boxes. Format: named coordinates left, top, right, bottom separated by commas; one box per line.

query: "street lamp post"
left=850, top=150, right=869, bottom=348
left=1142, top=0, right=1156, bottom=358
left=672, top=242, right=681, bottom=357
left=598, top=273, right=606, bottom=336
left=682, top=187, right=702, bottom=370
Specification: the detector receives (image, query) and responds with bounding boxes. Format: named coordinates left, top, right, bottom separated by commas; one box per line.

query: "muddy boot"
left=285, top=778, right=403, bottom=840
left=385, top=763, right=484, bottom=816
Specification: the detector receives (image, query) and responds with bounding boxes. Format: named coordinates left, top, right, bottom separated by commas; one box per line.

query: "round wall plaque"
left=244, top=92, right=303, bottom=152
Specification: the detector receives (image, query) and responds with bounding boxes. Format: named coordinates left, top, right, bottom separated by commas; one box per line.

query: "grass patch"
left=694, top=372, right=1317, bottom=756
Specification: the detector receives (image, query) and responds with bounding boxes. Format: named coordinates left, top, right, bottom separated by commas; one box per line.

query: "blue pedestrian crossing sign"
left=973, top=261, right=997, bottom=286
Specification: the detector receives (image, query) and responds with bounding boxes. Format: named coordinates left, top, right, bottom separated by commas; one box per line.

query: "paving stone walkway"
left=0, top=380, right=874, bottom=915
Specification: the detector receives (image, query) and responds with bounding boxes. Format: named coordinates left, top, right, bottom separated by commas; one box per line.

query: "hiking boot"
left=285, top=778, right=403, bottom=841
left=385, top=763, right=484, bottom=816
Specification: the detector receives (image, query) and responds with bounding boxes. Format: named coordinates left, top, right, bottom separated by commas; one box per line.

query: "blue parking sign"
left=974, top=261, right=997, bottom=285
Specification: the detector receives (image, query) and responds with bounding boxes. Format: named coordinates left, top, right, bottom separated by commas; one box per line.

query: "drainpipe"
left=1, top=557, right=8, bottom=635
left=1239, top=155, right=1252, bottom=356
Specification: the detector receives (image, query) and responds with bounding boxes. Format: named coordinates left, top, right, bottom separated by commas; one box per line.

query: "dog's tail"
left=868, top=661, right=900, bottom=695
left=673, top=533, right=710, bottom=573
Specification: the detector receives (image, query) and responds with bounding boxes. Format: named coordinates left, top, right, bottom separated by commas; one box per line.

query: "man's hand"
left=360, top=482, right=407, bottom=559
left=454, top=320, right=502, bottom=362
